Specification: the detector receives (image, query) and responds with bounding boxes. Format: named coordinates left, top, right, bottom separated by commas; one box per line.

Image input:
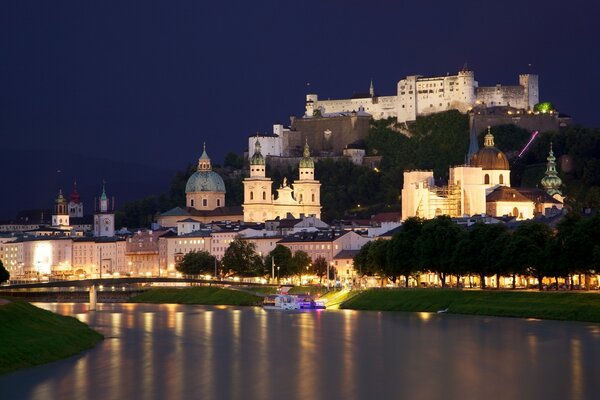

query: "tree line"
left=353, top=214, right=600, bottom=290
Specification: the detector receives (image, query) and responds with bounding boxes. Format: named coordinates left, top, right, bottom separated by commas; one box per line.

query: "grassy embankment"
left=129, top=286, right=262, bottom=306
left=0, top=301, right=103, bottom=375
left=340, top=289, right=600, bottom=323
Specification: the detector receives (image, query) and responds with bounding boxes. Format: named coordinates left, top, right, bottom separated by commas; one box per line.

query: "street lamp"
left=277, top=266, right=280, bottom=284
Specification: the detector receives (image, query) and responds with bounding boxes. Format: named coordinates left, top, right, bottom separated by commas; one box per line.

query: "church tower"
left=52, top=189, right=70, bottom=227
left=243, top=138, right=273, bottom=222
left=94, top=182, right=115, bottom=237
left=369, top=79, right=375, bottom=97
left=541, top=143, right=563, bottom=198
left=68, top=182, right=84, bottom=218
left=292, top=140, right=322, bottom=217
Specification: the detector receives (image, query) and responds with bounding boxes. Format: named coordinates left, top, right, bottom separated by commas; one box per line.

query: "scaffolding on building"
left=428, top=184, right=462, bottom=218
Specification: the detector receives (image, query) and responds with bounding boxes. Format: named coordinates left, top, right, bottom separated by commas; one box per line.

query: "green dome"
left=250, top=138, right=265, bottom=165
left=186, top=144, right=225, bottom=193
left=299, top=140, right=314, bottom=168
left=185, top=171, right=226, bottom=193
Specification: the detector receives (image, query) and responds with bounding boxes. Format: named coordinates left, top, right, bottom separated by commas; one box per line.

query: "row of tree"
left=176, top=240, right=333, bottom=282
left=353, top=213, right=600, bottom=290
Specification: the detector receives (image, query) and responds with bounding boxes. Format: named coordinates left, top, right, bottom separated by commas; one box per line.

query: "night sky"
left=1, top=0, right=599, bottom=219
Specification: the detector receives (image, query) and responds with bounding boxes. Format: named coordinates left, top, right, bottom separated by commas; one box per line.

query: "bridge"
left=0, top=278, right=280, bottom=310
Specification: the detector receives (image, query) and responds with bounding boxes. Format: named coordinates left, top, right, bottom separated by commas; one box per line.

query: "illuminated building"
left=243, top=139, right=321, bottom=222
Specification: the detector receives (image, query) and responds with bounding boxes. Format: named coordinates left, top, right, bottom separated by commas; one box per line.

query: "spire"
left=467, top=114, right=479, bottom=163
left=250, top=135, right=265, bottom=166
left=299, top=139, right=315, bottom=169
left=484, top=126, right=495, bottom=147
left=198, top=142, right=212, bottom=171
left=100, top=180, right=107, bottom=200
left=369, top=78, right=374, bottom=97
left=541, top=142, right=562, bottom=196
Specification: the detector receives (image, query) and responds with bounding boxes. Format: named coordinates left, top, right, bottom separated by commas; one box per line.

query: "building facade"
left=243, top=139, right=321, bottom=222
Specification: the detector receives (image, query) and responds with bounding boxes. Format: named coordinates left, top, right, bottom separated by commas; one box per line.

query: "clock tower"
left=94, top=182, right=115, bottom=237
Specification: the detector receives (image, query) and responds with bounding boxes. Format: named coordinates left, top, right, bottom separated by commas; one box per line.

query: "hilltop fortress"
left=305, top=68, right=539, bottom=123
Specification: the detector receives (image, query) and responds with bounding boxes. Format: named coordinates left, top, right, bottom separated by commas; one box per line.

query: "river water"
left=2, top=303, right=599, bottom=400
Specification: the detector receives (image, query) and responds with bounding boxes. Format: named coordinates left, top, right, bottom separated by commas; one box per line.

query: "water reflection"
left=2, top=303, right=598, bottom=400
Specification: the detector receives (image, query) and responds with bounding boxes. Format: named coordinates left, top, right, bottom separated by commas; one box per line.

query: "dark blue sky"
left=1, top=0, right=599, bottom=218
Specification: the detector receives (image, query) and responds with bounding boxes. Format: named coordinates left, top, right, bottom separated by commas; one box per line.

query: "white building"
left=305, top=69, right=539, bottom=123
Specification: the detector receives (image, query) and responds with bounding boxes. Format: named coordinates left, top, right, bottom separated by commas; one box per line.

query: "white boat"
left=262, top=294, right=326, bottom=311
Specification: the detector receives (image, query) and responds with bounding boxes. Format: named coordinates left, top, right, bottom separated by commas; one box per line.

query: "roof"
left=177, top=218, right=202, bottom=223
left=334, top=249, right=360, bottom=259
left=278, top=230, right=349, bottom=243
left=378, top=225, right=403, bottom=238
left=371, top=212, right=401, bottom=223
left=161, top=206, right=244, bottom=219
left=486, top=186, right=533, bottom=203
left=517, top=188, right=562, bottom=205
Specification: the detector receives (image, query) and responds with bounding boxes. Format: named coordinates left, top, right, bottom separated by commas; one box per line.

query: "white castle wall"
left=305, top=71, right=539, bottom=123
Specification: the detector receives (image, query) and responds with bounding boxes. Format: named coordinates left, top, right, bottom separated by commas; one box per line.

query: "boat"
left=262, top=294, right=326, bottom=311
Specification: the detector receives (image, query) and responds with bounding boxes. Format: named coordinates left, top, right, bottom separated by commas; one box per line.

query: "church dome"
left=470, top=128, right=509, bottom=170
left=185, top=144, right=226, bottom=193
left=185, top=171, right=226, bottom=193
left=299, top=140, right=314, bottom=168
left=250, top=138, right=266, bottom=165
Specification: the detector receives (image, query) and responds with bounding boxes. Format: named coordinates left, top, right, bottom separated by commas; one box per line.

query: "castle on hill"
left=305, top=68, right=539, bottom=123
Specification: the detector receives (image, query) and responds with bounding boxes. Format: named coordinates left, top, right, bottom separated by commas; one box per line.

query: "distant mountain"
left=0, top=146, right=177, bottom=220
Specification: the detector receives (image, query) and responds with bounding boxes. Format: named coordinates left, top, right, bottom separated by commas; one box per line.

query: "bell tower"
left=52, top=189, right=70, bottom=227
left=94, top=181, right=115, bottom=237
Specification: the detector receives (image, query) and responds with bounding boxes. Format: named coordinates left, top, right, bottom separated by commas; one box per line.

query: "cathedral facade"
left=243, top=139, right=321, bottom=223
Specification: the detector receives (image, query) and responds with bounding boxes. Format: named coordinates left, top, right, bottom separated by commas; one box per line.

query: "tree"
left=313, top=256, right=329, bottom=283
left=387, top=217, right=423, bottom=287
left=366, top=239, right=390, bottom=286
left=291, top=250, right=312, bottom=282
left=415, top=216, right=463, bottom=287
left=0, top=261, right=9, bottom=284
left=176, top=250, right=217, bottom=277
left=506, top=222, right=553, bottom=290
left=266, top=245, right=293, bottom=278
left=222, top=237, right=264, bottom=277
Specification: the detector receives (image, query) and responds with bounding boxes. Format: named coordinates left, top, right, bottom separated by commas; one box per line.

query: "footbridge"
left=0, top=278, right=279, bottom=310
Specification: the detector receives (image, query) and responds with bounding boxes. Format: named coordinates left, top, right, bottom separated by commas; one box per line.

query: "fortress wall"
left=476, top=86, right=527, bottom=108
left=289, top=115, right=371, bottom=156
left=472, top=113, right=561, bottom=135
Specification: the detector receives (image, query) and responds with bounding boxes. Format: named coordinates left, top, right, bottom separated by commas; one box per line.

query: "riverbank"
left=0, top=300, right=103, bottom=375
left=129, top=286, right=262, bottom=306
left=340, top=289, right=600, bottom=323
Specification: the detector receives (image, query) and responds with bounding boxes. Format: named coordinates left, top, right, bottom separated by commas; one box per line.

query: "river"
left=2, top=303, right=599, bottom=400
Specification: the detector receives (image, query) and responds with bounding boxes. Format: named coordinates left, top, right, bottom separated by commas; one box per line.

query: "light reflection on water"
left=1, top=303, right=599, bottom=400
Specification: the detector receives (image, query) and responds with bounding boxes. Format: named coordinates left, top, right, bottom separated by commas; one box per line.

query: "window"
left=263, top=192, right=266, bottom=200
left=484, top=174, right=490, bottom=184
left=250, top=192, right=254, bottom=200
left=513, top=207, right=519, bottom=217
left=499, top=174, right=504, bottom=185
left=217, top=199, right=221, bottom=207
left=190, top=199, right=194, bottom=207
left=312, top=194, right=315, bottom=202
left=202, top=199, right=208, bottom=207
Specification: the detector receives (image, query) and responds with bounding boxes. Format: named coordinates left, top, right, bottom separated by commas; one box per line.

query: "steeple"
left=541, top=142, right=563, bottom=196
left=483, top=126, right=495, bottom=147
left=369, top=79, right=374, bottom=97
left=198, top=142, right=212, bottom=171
left=99, top=181, right=109, bottom=212
left=298, top=139, right=315, bottom=181
left=55, top=190, right=67, bottom=215
left=250, top=136, right=265, bottom=166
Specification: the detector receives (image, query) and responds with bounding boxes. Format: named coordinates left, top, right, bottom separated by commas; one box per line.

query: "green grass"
left=340, top=289, right=600, bottom=323
left=0, top=301, right=103, bottom=375
left=129, top=286, right=262, bottom=306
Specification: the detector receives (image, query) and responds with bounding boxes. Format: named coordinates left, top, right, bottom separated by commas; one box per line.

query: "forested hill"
left=116, top=111, right=600, bottom=226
